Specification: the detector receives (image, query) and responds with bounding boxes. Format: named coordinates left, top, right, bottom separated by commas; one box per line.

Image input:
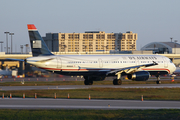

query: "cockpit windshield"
left=169, top=60, right=173, bottom=63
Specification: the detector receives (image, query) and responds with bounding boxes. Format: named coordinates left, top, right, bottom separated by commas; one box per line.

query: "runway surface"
left=0, top=84, right=180, bottom=91
left=0, top=76, right=179, bottom=82
left=0, top=98, right=180, bottom=109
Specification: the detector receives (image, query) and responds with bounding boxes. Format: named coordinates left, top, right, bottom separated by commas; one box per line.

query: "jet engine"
left=127, top=71, right=150, bottom=81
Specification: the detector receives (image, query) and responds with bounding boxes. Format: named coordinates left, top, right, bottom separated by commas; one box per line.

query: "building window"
left=96, top=35, right=100, bottom=39
left=107, top=35, right=111, bottom=39
left=118, top=35, right=122, bottom=39
left=122, top=35, right=125, bottom=39
left=75, top=34, right=79, bottom=39
left=68, top=34, right=73, bottom=39
left=112, top=35, right=115, bottom=39
left=101, top=34, right=105, bottom=39
left=61, top=34, right=65, bottom=39
left=128, top=35, right=133, bottom=39
left=83, top=34, right=88, bottom=39
left=88, top=34, right=93, bottom=39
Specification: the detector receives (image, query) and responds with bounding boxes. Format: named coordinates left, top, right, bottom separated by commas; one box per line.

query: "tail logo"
left=33, top=40, right=42, bottom=48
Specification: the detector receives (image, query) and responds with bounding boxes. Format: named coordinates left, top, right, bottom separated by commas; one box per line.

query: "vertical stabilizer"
left=27, top=24, right=53, bottom=56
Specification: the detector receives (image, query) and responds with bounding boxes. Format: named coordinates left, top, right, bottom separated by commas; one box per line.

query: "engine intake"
left=127, top=71, right=150, bottom=81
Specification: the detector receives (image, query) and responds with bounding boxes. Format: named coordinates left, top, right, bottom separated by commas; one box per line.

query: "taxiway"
left=0, top=98, right=180, bottom=109
left=0, top=84, right=180, bottom=91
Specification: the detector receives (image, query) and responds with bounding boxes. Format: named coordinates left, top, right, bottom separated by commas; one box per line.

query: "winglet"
left=27, top=24, right=37, bottom=31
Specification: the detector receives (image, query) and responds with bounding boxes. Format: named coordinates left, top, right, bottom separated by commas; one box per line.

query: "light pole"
left=4, top=47, right=6, bottom=53
left=0, top=41, right=3, bottom=52
left=170, top=37, right=173, bottom=42
left=8, top=47, right=10, bottom=53
left=154, top=44, right=156, bottom=54
left=24, top=44, right=29, bottom=54
left=59, top=44, right=62, bottom=54
left=89, top=44, right=92, bottom=54
left=131, top=44, right=135, bottom=51
left=84, top=45, right=87, bottom=54
left=63, top=45, right=67, bottom=54
left=20, top=45, right=23, bottom=54
left=105, top=45, right=108, bottom=54
left=103, top=45, right=107, bottom=54
left=174, top=40, right=178, bottom=54
left=9, top=33, right=14, bottom=54
left=4, top=32, right=9, bottom=53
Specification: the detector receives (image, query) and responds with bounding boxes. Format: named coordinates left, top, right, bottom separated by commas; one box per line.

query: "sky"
left=0, top=0, right=180, bottom=52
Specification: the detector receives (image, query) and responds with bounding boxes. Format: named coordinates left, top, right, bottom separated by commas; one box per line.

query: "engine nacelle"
left=127, top=71, right=150, bottom=81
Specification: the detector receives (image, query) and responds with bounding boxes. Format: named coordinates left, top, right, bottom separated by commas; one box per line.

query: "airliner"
left=26, top=24, right=176, bottom=85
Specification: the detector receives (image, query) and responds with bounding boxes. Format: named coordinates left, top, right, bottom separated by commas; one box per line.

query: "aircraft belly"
left=55, top=70, right=107, bottom=76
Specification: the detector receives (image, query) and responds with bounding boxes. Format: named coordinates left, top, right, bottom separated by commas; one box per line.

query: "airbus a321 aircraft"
left=26, top=24, right=176, bottom=85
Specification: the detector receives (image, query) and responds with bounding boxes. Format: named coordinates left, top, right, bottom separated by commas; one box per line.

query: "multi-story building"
left=116, top=31, right=137, bottom=51
left=42, top=31, right=137, bottom=53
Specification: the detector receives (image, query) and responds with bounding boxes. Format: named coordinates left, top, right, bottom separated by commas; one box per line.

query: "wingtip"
left=27, top=24, right=37, bottom=30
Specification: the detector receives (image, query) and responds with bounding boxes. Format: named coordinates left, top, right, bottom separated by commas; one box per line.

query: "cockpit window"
left=169, top=60, right=173, bottom=63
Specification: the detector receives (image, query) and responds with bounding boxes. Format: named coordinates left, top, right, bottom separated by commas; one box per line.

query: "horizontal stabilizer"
left=6, top=58, right=24, bottom=62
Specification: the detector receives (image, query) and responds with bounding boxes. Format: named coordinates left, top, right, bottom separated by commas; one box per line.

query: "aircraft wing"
left=106, top=61, right=158, bottom=75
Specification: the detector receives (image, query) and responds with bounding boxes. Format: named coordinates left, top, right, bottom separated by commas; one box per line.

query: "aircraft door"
left=136, top=59, right=139, bottom=65
left=162, top=57, right=168, bottom=68
left=98, top=58, right=103, bottom=68
left=56, top=57, right=62, bottom=68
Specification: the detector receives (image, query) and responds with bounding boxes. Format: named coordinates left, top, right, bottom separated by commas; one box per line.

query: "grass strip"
left=1, top=88, right=180, bottom=100
left=0, top=80, right=180, bottom=86
left=0, top=109, right=179, bottom=120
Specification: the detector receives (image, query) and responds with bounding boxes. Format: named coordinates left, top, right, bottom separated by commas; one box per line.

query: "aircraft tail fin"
left=27, top=24, right=54, bottom=57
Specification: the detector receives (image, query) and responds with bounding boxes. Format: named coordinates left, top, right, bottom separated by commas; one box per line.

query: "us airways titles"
left=128, top=56, right=157, bottom=60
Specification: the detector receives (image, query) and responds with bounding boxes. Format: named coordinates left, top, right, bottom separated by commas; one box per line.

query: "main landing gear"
left=156, top=75, right=161, bottom=84
left=113, top=79, right=122, bottom=85
left=84, top=76, right=93, bottom=85
left=113, top=72, right=122, bottom=85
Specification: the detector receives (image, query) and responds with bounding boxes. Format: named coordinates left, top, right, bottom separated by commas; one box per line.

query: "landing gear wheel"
left=84, top=79, right=93, bottom=85
left=155, top=75, right=161, bottom=84
left=156, top=80, right=161, bottom=84
left=113, top=79, right=122, bottom=85
left=113, top=79, right=116, bottom=85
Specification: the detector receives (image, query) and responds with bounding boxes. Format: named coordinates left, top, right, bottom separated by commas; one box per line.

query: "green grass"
left=0, top=109, right=179, bottom=120
left=1, top=88, right=180, bottom=100
left=0, top=80, right=180, bottom=86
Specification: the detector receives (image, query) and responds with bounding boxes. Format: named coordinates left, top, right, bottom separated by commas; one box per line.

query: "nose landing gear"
left=156, top=75, right=161, bottom=84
